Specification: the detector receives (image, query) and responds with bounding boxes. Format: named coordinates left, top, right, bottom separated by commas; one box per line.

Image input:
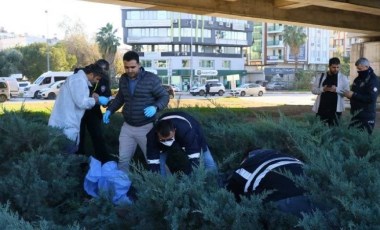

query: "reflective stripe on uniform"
left=188, top=152, right=200, bottom=159
left=235, top=168, right=251, bottom=180
left=238, top=157, right=302, bottom=193
left=252, top=161, right=303, bottom=191
left=160, top=115, right=192, bottom=128
left=147, top=159, right=160, bottom=164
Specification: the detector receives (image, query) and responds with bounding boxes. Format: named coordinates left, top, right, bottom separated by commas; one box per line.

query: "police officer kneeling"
left=226, top=149, right=320, bottom=217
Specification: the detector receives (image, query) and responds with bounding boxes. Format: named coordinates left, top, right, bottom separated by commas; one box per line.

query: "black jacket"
left=226, top=149, right=305, bottom=202
left=350, top=67, right=379, bottom=120
left=88, top=77, right=111, bottom=119
left=146, top=111, right=208, bottom=173
left=107, top=67, right=169, bottom=126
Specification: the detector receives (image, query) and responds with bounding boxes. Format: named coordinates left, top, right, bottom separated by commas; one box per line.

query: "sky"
left=0, top=0, right=123, bottom=39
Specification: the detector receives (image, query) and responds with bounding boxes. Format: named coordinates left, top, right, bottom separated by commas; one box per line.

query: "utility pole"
left=45, top=10, right=50, bottom=71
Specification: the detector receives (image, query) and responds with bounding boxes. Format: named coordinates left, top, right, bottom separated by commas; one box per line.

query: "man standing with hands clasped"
left=342, top=57, right=379, bottom=134
left=312, top=57, right=350, bottom=126
left=103, top=51, right=169, bottom=173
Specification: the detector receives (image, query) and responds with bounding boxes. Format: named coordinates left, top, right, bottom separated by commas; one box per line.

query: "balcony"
left=267, top=40, right=283, bottom=46
left=267, top=26, right=284, bottom=33
left=266, top=55, right=284, bottom=62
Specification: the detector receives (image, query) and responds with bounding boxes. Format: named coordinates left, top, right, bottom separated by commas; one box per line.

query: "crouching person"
left=146, top=111, right=218, bottom=175
left=226, top=149, right=320, bottom=217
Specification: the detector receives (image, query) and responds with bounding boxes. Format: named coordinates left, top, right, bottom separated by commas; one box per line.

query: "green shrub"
left=0, top=106, right=379, bottom=229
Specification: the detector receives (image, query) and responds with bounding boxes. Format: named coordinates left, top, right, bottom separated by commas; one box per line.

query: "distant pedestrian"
left=187, top=84, right=190, bottom=92
left=205, top=83, right=211, bottom=97
left=343, top=57, right=379, bottom=134
left=311, top=57, right=349, bottom=126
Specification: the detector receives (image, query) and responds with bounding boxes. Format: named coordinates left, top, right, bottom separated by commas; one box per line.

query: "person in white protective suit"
left=48, top=63, right=109, bottom=153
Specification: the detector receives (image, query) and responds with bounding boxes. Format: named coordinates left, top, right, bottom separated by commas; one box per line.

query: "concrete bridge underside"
left=86, top=0, right=380, bottom=37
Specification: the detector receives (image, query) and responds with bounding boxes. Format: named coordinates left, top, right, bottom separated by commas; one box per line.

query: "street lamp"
left=45, top=10, right=50, bottom=71
left=190, top=17, right=193, bottom=87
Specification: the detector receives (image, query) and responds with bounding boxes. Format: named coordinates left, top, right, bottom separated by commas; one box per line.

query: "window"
left=222, top=60, right=231, bottom=69
left=156, top=45, right=172, bottom=52
left=182, top=59, right=191, bottom=68
left=129, top=28, right=170, bottom=37
left=199, top=46, right=214, bottom=53
left=141, top=60, right=152, bottom=68
left=156, top=60, right=168, bottom=68
left=42, top=77, right=51, bottom=84
left=181, top=44, right=191, bottom=52
left=199, top=60, right=214, bottom=68
left=54, top=77, right=67, bottom=81
left=0, top=82, right=6, bottom=89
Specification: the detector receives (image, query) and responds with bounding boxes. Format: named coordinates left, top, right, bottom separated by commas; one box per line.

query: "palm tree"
left=283, top=25, right=307, bottom=75
left=96, top=23, right=120, bottom=78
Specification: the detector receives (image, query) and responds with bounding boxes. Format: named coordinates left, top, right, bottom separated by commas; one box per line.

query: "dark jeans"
left=77, top=110, right=113, bottom=163
left=317, top=112, right=341, bottom=127
left=349, top=117, right=375, bottom=134
left=275, top=195, right=320, bottom=218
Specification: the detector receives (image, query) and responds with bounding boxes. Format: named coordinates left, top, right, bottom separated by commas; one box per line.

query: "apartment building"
left=246, top=23, right=330, bottom=82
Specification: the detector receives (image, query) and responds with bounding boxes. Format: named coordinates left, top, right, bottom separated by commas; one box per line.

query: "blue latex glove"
left=144, top=106, right=157, bottom=118
left=103, top=110, right=111, bottom=124
left=98, top=96, right=109, bottom=106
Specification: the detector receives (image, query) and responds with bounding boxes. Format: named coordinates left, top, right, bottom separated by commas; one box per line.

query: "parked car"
left=24, top=71, right=72, bottom=98
left=37, top=80, right=65, bottom=99
left=0, top=80, right=10, bottom=102
left=190, top=82, right=225, bottom=96
left=266, top=81, right=287, bottom=90
left=255, top=80, right=269, bottom=87
left=18, top=81, right=31, bottom=96
left=230, top=83, right=266, bottom=97
left=162, top=84, right=175, bottom=99
left=170, top=84, right=181, bottom=92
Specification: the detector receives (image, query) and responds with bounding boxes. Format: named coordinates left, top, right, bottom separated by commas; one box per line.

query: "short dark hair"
left=329, top=57, right=340, bottom=66
left=123, top=51, right=140, bottom=63
left=95, top=59, right=110, bottom=72
left=83, top=64, right=105, bottom=78
left=155, top=119, right=174, bottom=137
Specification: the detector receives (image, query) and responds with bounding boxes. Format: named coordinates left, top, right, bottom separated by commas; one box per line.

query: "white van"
left=0, top=77, right=19, bottom=98
left=24, top=71, right=73, bottom=98
left=0, top=80, right=10, bottom=102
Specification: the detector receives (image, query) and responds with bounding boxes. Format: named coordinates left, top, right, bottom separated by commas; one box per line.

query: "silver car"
left=230, top=83, right=266, bottom=97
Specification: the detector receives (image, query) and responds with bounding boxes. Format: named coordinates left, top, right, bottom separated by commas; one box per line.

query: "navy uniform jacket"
left=350, top=67, right=379, bottom=121
left=146, top=112, right=208, bottom=173
left=226, top=149, right=305, bottom=202
left=89, top=77, right=111, bottom=119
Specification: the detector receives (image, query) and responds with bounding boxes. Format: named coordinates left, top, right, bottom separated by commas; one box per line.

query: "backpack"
left=319, top=73, right=325, bottom=87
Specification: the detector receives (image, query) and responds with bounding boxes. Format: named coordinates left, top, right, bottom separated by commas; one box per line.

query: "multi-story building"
left=246, top=23, right=330, bottom=82
left=330, top=31, right=365, bottom=58
left=121, top=8, right=253, bottom=90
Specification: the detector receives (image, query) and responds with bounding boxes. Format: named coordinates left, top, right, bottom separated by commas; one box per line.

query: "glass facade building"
left=121, top=9, right=253, bottom=89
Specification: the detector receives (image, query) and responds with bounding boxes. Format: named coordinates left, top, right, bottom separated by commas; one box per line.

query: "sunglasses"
left=159, top=137, right=174, bottom=142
